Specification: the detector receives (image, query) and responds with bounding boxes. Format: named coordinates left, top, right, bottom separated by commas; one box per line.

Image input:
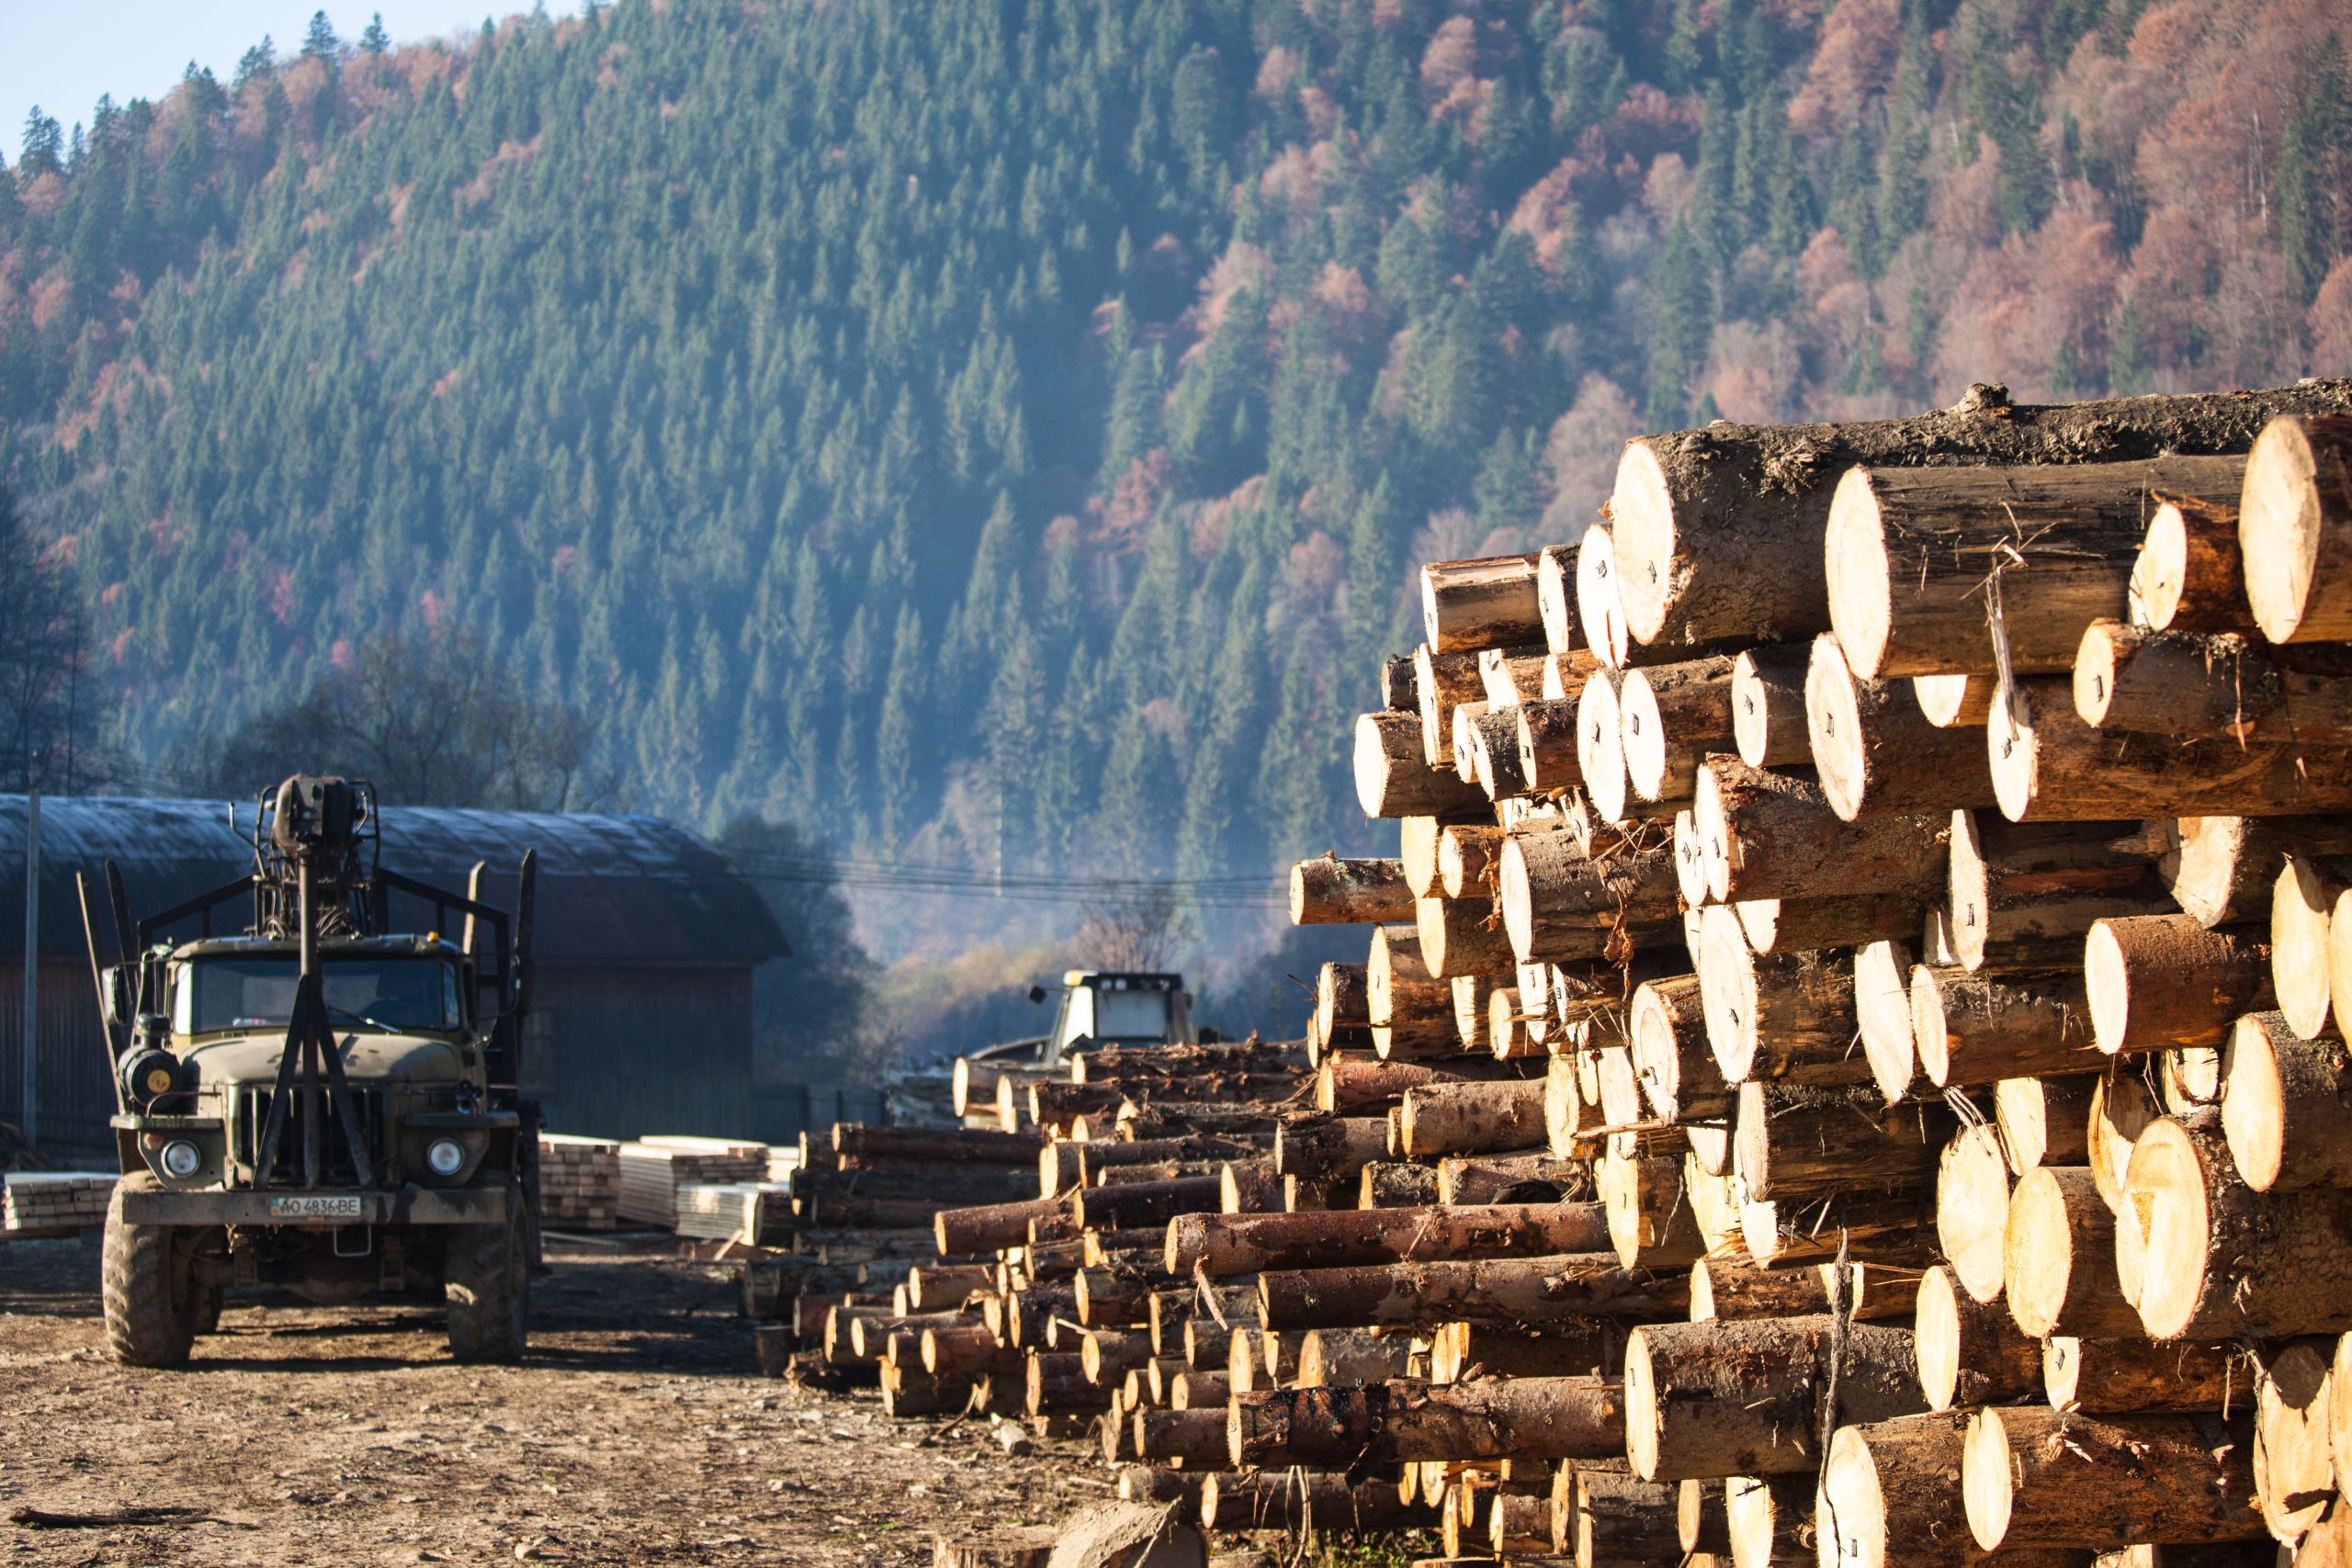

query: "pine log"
left=1988, top=676, right=2352, bottom=822
left=2273, top=857, right=2352, bottom=1040
left=1723, top=1473, right=1815, bottom=1568
left=1219, top=1158, right=1281, bottom=1216
left=1293, top=856, right=1419, bottom=926
left=1946, top=813, right=2170, bottom=973
left=1469, top=705, right=1537, bottom=800
left=905, top=1265, right=995, bottom=1313
left=1675, top=807, right=1712, bottom=902
left=1075, top=1269, right=1153, bottom=1329
left=1537, top=543, right=1582, bottom=657
left=2222, top=1012, right=2352, bottom=1192
left=1962, top=1405, right=2263, bottom=1550
left=1498, top=831, right=1680, bottom=964
left=2240, top=414, right=2352, bottom=644
left=1317, top=1055, right=1537, bottom=1116
left=1996, top=1073, right=2098, bottom=1170
left=1228, top=1377, right=1626, bottom=1469
left=2042, top=1336, right=2243, bottom=1414
left=1397, top=1079, right=1549, bottom=1159
left=1424, top=553, right=1545, bottom=654
left=880, top=1364, right=975, bottom=1418
left=2088, top=1069, right=2159, bottom=1214
left=1736, top=892, right=1923, bottom=954
left=1688, top=1256, right=1829, bottom=1322
left=1618, top=655, right=1739, bottom=804
left=1933, top=1122, right=2014, bottom=1303
left=1597, top=1150, right=1703, bottom=1269
left=1917, top=1262, right=2044, bottom=1411
left=1296, top=1328, right=1413, bottom=1388
left=1402, top=815, right=1447, bottom=897
left=1254, top=1255, right=1685, bottom=1331
left=1358, top=1162, right=1442, bottom=1209
left=1369, top=924, right=1461, bottom=1059
left=1857, top=940, right=1928, bottom=1104
left=1693, top=756, right=1947, bottom=905
left=1383, top=652, right=1421, bottom=713
left=1196, top=1472, right=1431, bottom=1533
left=1737, top=1190, right=1937, bottom=1269
left=1082, top=1328, right=1152, bottom=1385
left=1578, top=665, right=1632, bottom=820
left=1572, top=1471, right=1681, bottom=1567
left=2075, top=622, right=2352, bottom=749
left=1733, top=1083, right=1944, bottom=1203
left=1514, top=696, right=1584, bottom=794
left=832, top=1124, right=1045, bottom=1164
left=2162, top=816, right=2352, bottom=930
left=2132, top=491, right=2251, bottom=634
left=1826, top=454, right=2244, bottom=679
left=1486, top=985, right=1542, bottom=1060
left=2253, top=1339, right=2335, bottom=1543
left=924, top=1325, right=1023, bottom=1378
left=1419, top=644, right=1489, bottom=768
left=1677, top=1476, right=1733, bottom=1558
left=1698, top=908, right=1865, bottom=1086
left=1807, top=633, right=1996, bottom=819
left=1818, top=1411, right=1984, bottom=1568
left=1631, top=976, right=1733, bottom=1123
left=1168, top=1370, right=1227, bottom=1410
left=936, top=1196, right=1069, bottom=1257
left=2003, top=1165, right=2143, bottom=1338
left=1577, top=522, right=1633, bottom=667
left=1275, top=1115, right=1388, bottom=1185
left=2086, top=916, right=2273, bottom=1055
left=1913, top=671, right=1997, bottom=728
left=1026, top=1351, right=1114, bottom=1416
left=1731, top=647, right=1813, bottom=769
left=1609, top=380, right=2352, bottom=651
left=1358, top=710, right=1490, bottom=818
left=1439, top=825, right=1506, bottom=901
left=1437, top=1151, right=1593, bottom=1206
left=2127, top=1114, right=2352, bottom=1340
left=1621, top=1315, right=1925, bottom=1480
left=1429, top=1321, right=1612, bottom=1383
left=1167, top=1202, right=1613, bottom=1279
left=1911, top=967, right=2100, bottom=1089
left=1071, top=1177, right=1221, bottom=1234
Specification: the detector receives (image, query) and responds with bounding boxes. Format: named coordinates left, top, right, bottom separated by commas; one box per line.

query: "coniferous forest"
left=2, top=0, right=2347, bottom=973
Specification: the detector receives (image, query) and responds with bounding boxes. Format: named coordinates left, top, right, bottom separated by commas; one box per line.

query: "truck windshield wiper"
left=327, top=1004, right=401, bottom=1034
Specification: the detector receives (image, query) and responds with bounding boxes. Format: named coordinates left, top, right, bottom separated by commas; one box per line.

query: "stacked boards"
left=2, top=1171, right=117, bottom=1232
left=615, top=1137, right=767, bottom=1227
left=537, top=1133, right=622, bottom=1229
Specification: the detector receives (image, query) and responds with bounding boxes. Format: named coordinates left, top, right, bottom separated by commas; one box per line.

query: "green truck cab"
left=91, top=776, right=540, bottom=1367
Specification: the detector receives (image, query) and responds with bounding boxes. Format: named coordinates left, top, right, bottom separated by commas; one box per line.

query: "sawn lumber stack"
left=779, top=381, right=2352, bottom=1567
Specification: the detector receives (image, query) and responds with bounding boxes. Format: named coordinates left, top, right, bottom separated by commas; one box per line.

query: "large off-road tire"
left=100, top=1175, right=196, bottom=1369
left=444, top=1176, right=528, bottom=1363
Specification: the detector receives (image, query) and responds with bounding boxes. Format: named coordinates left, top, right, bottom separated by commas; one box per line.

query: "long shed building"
left=0, top=795, right=788, bottom=1165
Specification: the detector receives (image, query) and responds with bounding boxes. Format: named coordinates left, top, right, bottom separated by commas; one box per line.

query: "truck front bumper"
left=119, top=1186, right=507, bottom=1227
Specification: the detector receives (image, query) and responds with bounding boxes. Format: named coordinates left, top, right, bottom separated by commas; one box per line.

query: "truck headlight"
left=424, top=1138, right=465, bottom=1178
left=160, top=1140, right=202, bottom=1179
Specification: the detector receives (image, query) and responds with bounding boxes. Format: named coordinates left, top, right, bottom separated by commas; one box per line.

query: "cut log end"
left=1824, top=466, right=1894, bottom=679
left=2241, top=415, right=2340, bottom=644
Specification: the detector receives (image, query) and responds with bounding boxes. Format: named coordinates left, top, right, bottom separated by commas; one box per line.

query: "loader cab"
left=1027, top=970, right=1195, bottom=1064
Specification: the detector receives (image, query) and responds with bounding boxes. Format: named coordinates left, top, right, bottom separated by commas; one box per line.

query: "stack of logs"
left=826, top=380, right=2352, bottom=1568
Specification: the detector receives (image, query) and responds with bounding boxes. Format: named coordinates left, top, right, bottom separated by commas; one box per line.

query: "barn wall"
left=0, top=960, right=119, bottom=1167
left=518, top=964, right=755, bottom=1141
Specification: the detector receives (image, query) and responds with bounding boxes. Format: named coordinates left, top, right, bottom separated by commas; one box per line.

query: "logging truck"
left=86, top=775, right=543, bottom=1367
left=883, top=971, right=1208, bottom=1126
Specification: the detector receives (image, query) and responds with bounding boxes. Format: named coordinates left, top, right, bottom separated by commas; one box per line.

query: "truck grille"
left=234, top=1086, right=385, bottom=1188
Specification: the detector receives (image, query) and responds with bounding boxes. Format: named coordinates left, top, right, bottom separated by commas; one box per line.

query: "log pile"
left=802, top=381, right=2352, bottom=1565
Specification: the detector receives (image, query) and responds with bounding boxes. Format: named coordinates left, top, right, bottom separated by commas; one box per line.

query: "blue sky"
left=4, top=2, right=582, bottom=160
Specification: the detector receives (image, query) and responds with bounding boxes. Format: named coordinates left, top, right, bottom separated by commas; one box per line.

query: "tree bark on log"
left=1933, top=1122, right=2014, bottom=1304
left=1296, top=1328, right=1413, bottom=1388
left=1026, top=1351, right=1114, bottom=1416
left=1618, top=655, right=1739, bottom=804
left=1397, top=1078, right=1551, bottom=1159
left=937, top=1196, right=1069, bottom=1257
left=2161, top=816, right=2352, bottom=930
left=1911, top=967, right=2101, bottom=1089
left=1808, top=633, right=1998, bottom=820
left=1430, top=1321, right=1612, bottom=1382
left=1622, top=1315, right=1925, bottom=1479
left=2075, top=623, right=2352, bottom=749
left=1818, top=1411, right=1984, bottom=1568
left=1597, top=1150, right=1704, bottom=1269
left=2132, top=492, right=2252, bottom=634
left=905, top=1265, right=995, bottom=1312
left=2221, top=1012, right=2352, bottom=1192
left=1452, top=972, right=1499, bottom=1049
left=1946, top=812, right=2170, bottom=972
left=2086, top=917, right=2273, bottom=1055
left=1074, top=1269, right=1153, bottom=1329
left=1369, top=924, right=1461, bottom=1059
left=1423, top=553, right=1546, bottom=654
left=1293, top=856, right=1419, bottom=926
left=1316, top=1055, right=1535, bottom=1116
left=1227, top=1377, right=1627, bottom=1468
left=1196, top=1472, right=1431, bottom=1533
left=1738, top=1190, right=1937, bottom=1268
left=1688, top=1258, right=1826, bottom=1322
left=1962, top=1405, right=2263, bottom=1551
left=1383, top=652, right=1420, bottom=713
left=1070, top=1177, right=1221, bottom=1234
left=2127, top=1115, right=2352, bottom=1340
left=1694, top=755, right=1947, bottom=904
left=1419, top=644, right=1489, bottom=768
left=2002, top=1164, right=2143, bottom=1337
left=1436, top=1151, right=1594, bottom=1206
left=1632, top=975, right=1734, bottom=1124
left=1573, top=1471, right=1682, bottom=1567
left=1498, top=830, right=1680, bottom=964
left=1733, top=646, right=1813, bottom=768
left=1916, top=1262, right=2045, bottom=1411
left=1538, top=543, right=1582, bottom=657
left=1439, top=825, right=1506, bottom=900
left=1736, top=892, right=1923, bottom=954
left=2041, top=1336, right=2243, bottom=1414
left=1513, top=694, right=1585, bottom=794
left=1416, top=893, right=1521, bottom=979
left=1607, top=379, right=2352, bottom=651
left=1274, top=1114, right=1389, bottom=1185
left=1167, top=1201, right=1613, bottom=1279
left=1724, top=1473, right=1816, bottom=1568
left=1826, top=455, right=2245, bottom=679
left=1733, top=1083, right=1946, bottom=1203
left=923, top=1324, right=1023, bottom=1378
left=1255, top=1254, right=1686, bottom=1331
left=2239, top=414, right=2352, bottom=644
left=1357, top=710, right=1491, bottom=818
left=1699, top=908, right=1867, bottom=1086
left=1988, top=676, right=2352, bottom=823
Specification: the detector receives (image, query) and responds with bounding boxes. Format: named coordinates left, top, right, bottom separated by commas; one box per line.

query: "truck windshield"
left=1093, top=988, right=1169, bottom=1042
left=175, top=957, right=460, bottom=1034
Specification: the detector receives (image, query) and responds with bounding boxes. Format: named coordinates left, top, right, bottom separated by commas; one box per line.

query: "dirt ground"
left=0, top=1235, right=1081, bottom=1568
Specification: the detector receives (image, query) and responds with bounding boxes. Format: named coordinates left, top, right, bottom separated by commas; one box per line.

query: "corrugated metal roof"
left=0, top=795, right=787, bottom=966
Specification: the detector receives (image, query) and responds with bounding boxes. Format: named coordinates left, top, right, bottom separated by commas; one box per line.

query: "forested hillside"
left=3, top=0, right=2346, bottom=950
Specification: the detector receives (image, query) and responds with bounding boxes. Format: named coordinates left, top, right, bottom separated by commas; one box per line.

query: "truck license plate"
left=268, top=1195, right=365, bottom=1220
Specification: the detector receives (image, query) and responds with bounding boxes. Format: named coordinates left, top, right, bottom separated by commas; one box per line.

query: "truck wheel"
left=101, top=1176, right=196, bottom=1369
left=444, top=1178, right=527, bottom=1363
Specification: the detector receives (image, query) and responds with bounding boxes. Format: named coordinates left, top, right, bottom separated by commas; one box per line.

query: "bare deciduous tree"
left=1073, top=886, right=1194, bottom=972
